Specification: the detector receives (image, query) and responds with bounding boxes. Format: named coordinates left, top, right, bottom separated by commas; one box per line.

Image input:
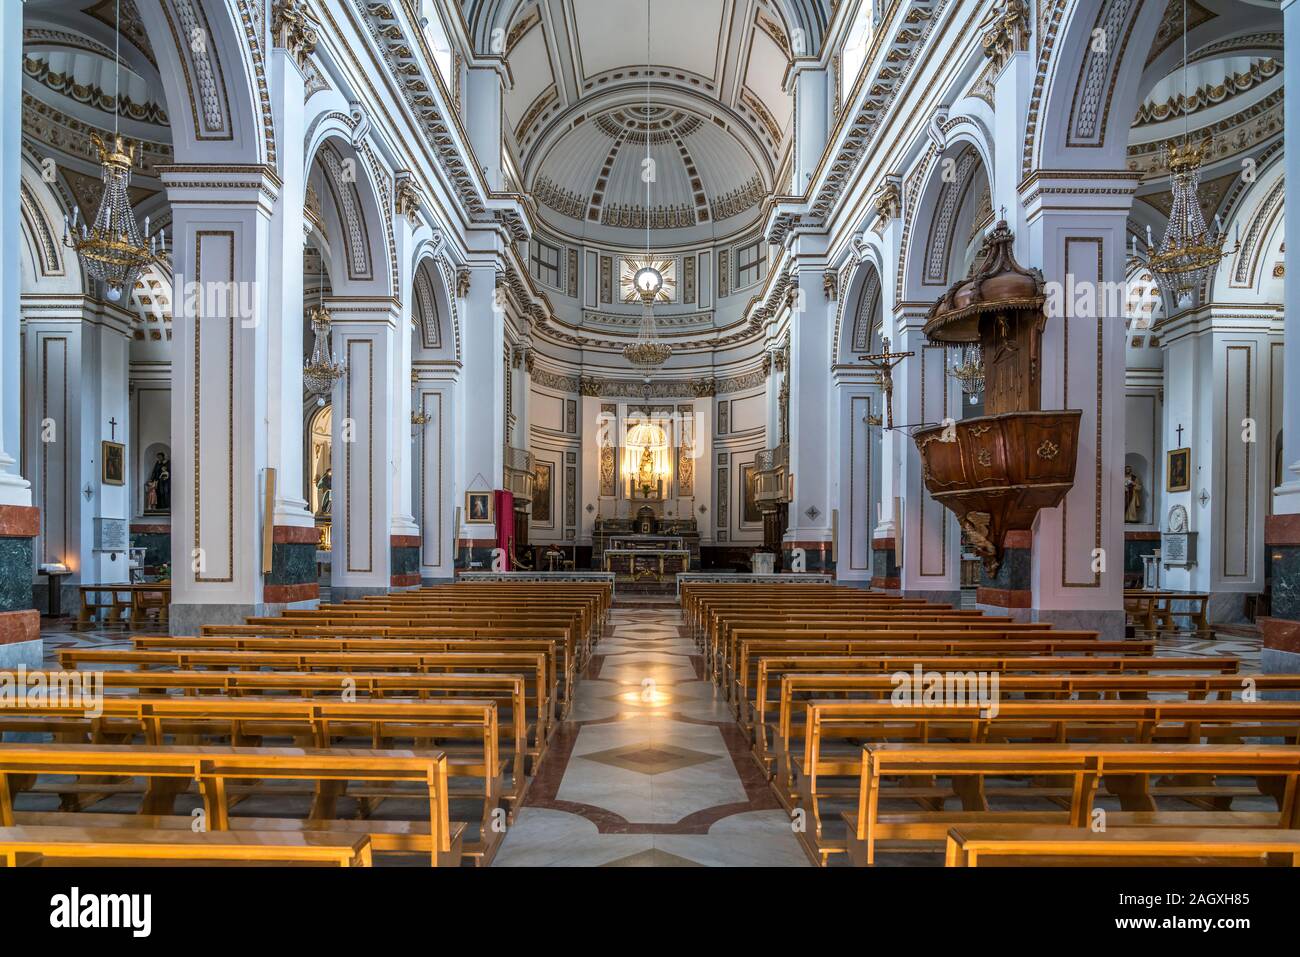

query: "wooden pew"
left=729, top=637, right=1147, bottom=708
left=943, top=825, right=1300, bottom=867
left=842, top=743, right=1300, bottom=866
left=132, top=634, right=571, bottom=720
left=0, top=825, right=374, bottom=867
left=0, top=743, right=462, bottom=866
left=0, top=696, right=507, bottom=865
left=58, top=648, right=555, bottom=748
left=758, top=668, right=1300, bottom=782
left=1123, top=589, right=1212, bottom=636
left=77, top=668, right=538, bottom=773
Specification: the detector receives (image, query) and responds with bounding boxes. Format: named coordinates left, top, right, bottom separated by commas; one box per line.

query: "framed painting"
left=532, top=461, right=553, bottom=524
left=465, top=491, right=494, bottom=524
left=1166, top=447, right=1190, bottom=493
left=101, top=441, right=125, bottom=486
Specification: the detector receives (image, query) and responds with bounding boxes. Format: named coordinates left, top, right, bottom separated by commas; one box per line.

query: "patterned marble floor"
left=493, top=596, right=810, bottom=866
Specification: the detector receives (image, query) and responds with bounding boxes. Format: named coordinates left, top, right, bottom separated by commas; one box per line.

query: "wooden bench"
left=729, top=637, right=1148, bottom=708
left=842, top=743, right=1300, bottom=866
left=0, top=824, right=374, bottom=867
left=1124, top=589, right=1211, bottom=636
left=76, top=583, right=170, bottom=630
left=0, top=695, right=507, bottom=864
left=59, top=647, right=555, bottom=748
left=790, top=701, right=1300, bottom=863
left=943, top=825, right=1300, bottom=867
left=757, top=668, right=1300, bottom=781
left=0, top=743, right=462, bottom=866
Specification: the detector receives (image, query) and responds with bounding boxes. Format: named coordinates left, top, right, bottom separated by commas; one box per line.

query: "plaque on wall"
left=1160, top=531, right=1197, bottom=568
left=93, top=517, right=129, bottom=553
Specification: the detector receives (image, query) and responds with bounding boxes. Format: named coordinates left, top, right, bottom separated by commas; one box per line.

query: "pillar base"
left=1032, top=608, right=1127, bottom=642
left=265, top=526, right=321, bottom=605
left=391, top=535, right=420, bottom=587
left=901, top=589, right=963, bottom=607
left=169, top=603, right=277, bottom=636
left=329, top=585, right=391, bottom=602
left=781, top=540, right=833, bottom=574
left=870, top=537, right=899, bottom=590
left=0, top=609, right=41, bottom=668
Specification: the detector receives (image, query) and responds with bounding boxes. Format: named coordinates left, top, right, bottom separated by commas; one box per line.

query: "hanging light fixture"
left=1149, top=0, right=1225, bottom=308
left=947, top=342, right=985, bottom=405
left=62, top=0, right=161, bottom=302
left=622, top=0, right=671, bottom=371
left=303, top=251, right=346, bottom=396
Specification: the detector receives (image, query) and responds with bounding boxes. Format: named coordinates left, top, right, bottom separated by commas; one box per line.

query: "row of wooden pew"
left=680, top=581, right=1300, bottom=867
left=0, top=582, right=610, bottom=867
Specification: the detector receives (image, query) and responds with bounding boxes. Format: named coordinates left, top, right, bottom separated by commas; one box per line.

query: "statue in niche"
left=1124, top=465, right=1143, bottom=524
left=144, top=452, right=170, bottom=513
left=316, top=467, right=333, bottom=516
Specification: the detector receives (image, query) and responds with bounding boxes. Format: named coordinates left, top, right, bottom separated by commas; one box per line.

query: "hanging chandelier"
left=304, top=304, right=346, bottom=396
left=1149, top=140, right=1225, bottom=306
left=63, top=0, right=161, bottom=302
left=947, top=342, right=985, bottom=405
left=622, top=0, right=671, bottom=371
left=1148, top=0, right=1225, bottom=308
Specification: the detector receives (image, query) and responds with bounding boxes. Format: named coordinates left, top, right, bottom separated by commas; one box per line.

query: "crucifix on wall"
left=1175, top=423, right=1184, bottom=446
left=857, top=337, right=914, bottom=430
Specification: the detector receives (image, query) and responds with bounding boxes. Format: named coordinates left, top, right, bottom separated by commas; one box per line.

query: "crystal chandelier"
left=304, top=304, right=346, bottom=396
left=1148, top=0, right=1225, bottom=308
left=1149, top=140, right=1225, bottom=306
left=622, top=0, right=671, bottom=371
left=62, top=1, right=161, bottom=302
left=947, top=342, right=985, bottom=404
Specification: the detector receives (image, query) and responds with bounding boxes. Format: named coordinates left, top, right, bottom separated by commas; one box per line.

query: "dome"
left=531, top=105, right=767, bottom=241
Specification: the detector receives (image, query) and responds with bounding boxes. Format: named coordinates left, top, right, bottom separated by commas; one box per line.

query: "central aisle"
left=494, top=595, right=809, bottom=866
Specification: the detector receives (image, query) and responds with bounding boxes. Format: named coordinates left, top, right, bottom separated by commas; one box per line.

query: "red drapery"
left=493, top=489, right=515, bottom=570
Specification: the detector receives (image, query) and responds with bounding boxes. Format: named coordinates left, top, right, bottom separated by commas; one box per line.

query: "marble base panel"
left=169, top=603, right=275, bottom=636
left=1205, top=591, right=1250, bottom=625
left=329, top=585, right=391, bottom=602
left=1261, top=648, right=1300, bottom=700
left=1032, top=608, right=1127, bottom=641
left=870, top=539, right=899, bottom=590
left=30, top=581, right=79, bottom=616
left=421, top=577, right=455, bottom=586
left=901, top=589, right=963, bottom=608
left=0, top=637, right=43, bottom=669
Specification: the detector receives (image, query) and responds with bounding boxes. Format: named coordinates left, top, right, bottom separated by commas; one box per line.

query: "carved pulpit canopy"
left=912, top=221, right=1081, bottom=576
left=923, top=220, right=1045, bottom=343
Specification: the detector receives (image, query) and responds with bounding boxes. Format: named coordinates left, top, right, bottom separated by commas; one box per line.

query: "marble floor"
left=493, top=596, right=810, bottom=866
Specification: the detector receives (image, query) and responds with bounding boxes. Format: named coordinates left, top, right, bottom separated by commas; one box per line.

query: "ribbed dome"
left=531, top=106, right=765, bottom=238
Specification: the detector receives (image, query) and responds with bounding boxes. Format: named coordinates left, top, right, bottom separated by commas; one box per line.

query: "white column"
left=464, top=67, right=504, bottom=192
left=1021, top=175, right=1133, bottom=639
left=1158, top=308, right=1274, bottom=620
left=329, top=300, right=400, bottom=597
left=0, top=0, right=31, bottom=506
left=455, top=264, right=505, bottom=563
left=894, top=304, right=961, bottom=600
left=77, top=307, right=133, bottom=587
left=162, top=167, right=277, bottom=632
left=265, top=44, right=313, bottom=530
left=783, top=266, right=835, bottom=572
left=1276, top=0, right=1300, bottom=513
left=873, top=213, right=904, bottom=544
left=789, top=64, right=830, bottom=195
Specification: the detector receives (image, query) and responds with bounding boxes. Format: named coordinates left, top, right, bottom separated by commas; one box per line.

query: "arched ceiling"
left=465, top=0, right=832, bottom=242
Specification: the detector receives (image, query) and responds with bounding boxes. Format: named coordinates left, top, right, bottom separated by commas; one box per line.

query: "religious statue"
left=637, top=445, right=658, bottom=498
left=316, top=467, right=333, bottom=516
left=1124, top=465, right=1143, bottom=524
left=144, top=452, right=170, bottom=513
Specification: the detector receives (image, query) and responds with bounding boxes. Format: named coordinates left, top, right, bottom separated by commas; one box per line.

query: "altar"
left=603, top=548, right=691, bottom=585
